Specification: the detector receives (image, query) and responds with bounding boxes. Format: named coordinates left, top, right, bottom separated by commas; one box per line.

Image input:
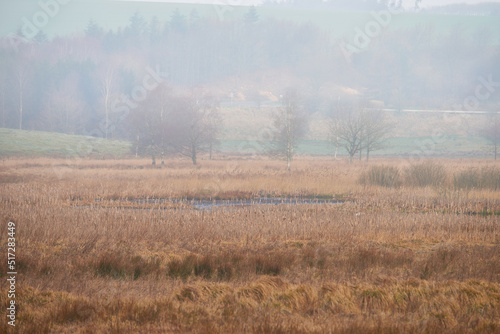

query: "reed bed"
left=0, top=157, right=499, bottom=333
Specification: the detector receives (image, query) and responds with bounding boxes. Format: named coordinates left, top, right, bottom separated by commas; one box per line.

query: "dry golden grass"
left=0, top=157, right=499, bottom=333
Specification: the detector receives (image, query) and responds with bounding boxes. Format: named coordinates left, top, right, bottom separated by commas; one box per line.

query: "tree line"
left=271, top=90, right=394, bottom=169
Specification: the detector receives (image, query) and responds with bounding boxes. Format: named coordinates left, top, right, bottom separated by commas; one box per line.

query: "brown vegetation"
left=0, top=157, right=499, bottom=333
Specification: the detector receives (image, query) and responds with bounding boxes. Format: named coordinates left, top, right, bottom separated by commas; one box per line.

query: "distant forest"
left=265, top=0, right=500, bottom=14
left=0, top=4, right=499, bottom=141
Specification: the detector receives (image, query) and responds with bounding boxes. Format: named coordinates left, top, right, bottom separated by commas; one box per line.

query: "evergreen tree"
left=149, top=16, right=161, bottom=45
left=33, top=30, right=48, bottom=44
left=127, top=11, right=147, bottom=40
left=170, top=9, right=187, bottom=33
left=85, top=19, right=103, bottom=38
left=189, top=9, right=201, bottom=29
left=244, top=6, right=259, bottom=24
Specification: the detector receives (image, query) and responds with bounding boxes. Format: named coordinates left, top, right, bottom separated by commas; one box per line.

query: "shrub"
left=51, top=298, right=95, bottom=324
left=95, top=252, right=127, bottom=279
left=479, top=167, right=500, bottom=190
left=253, top=252, right=294, bottom=276
left=216, top=262, right=234, bottom=281
left=454, top=167, right=500, bottom=190
left=404, top=161, right=447, bottom=187
left=194, top=255, right=215, bottom=278
left=167, top=255, right=196, bottom=279
left=94, top=252, right=159, bottom=280
left=254, top=255, right=283, bottom=276
left=359, top=165, right=401, bottom=188
left=453, top=168, right=479, bottom=190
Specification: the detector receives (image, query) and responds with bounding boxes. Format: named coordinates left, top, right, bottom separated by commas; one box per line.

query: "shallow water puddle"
left=133, top=197, right=346, bottom=210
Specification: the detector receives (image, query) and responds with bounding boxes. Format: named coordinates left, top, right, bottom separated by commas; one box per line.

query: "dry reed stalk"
left=0, top=157, right=498, bottom=333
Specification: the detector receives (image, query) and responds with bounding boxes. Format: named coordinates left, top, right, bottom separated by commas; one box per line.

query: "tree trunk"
left=349, top=154, right=353, bottom=164
left=495, top=126, right=498, bottom=160
left=287, top=157, right=291, bottom=171
left=191, top=144, right=197, bottom=165
left=19, top=86, right=23, bottom=130
left=135, top=134, right=139, bottom=158
left=160, top=106, right=165, bottom=165
left=366, top=147, right=370, bottom=162
left=151, top=138, right=156, bottom=165
left=493, top=115, right=498, bottom=160
left=334, top=138, right=338, bottom=160
left=105, top=96, right=109, bottom=139
left=1, top=86, right=5, bottom=128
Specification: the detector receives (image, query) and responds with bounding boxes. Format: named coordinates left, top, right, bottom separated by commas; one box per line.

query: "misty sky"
left=117, top=0, right=496, bottom=8
left=1, top=0, right=499, bottom=149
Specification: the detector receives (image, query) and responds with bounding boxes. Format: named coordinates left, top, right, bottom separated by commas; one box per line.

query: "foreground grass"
left=0, top=158, right=499, bottom=333
left=3, top=279, right=499, bottom=333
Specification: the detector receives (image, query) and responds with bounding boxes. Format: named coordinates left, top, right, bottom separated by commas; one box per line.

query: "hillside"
left=0, top=128, right=132, bottom=158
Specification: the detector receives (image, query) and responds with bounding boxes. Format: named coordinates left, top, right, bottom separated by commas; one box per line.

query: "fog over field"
left=1, top=2, right=500, bottom=333
left=0, top=0, right=499, bottom=161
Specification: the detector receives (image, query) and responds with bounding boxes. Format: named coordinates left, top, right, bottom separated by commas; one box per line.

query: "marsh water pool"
left=132, top=197, right=347, bottom=210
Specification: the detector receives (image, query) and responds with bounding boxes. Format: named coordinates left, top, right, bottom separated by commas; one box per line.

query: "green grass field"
left=214, top=136, right=490, bottom=158
left=0, top=128, right=491, bottom=159
left=0, top=128, right=131, bottom=158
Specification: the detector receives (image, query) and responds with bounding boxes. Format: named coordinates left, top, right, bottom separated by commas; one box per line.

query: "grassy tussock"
left=10, top=242, right=500, bottom=284
left=361, top=161, right=500, bottom=191
left=404, top=161, right=448, bottom=187
left=454, top=167, right=500, bottom=190
left=94, top=251, right=162, bottom=280
left=1, top=279, right=499, bottom=333
left=359, top=165, right=402, bottom=188
left=0, top=158, right=499, bottom=332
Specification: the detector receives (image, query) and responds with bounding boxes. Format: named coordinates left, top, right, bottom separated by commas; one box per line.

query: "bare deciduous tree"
left=271, top=88, right=306, bottom=171
left=330, top=99, right=392, bottom=163
left=361, top=109, right=393, bottom=161
left=0, top=69, right=6, bottom=128
left=40, top=73, right=86, bottom=134
left=153, top=83, right=172, bottom=165
left=129, top=87, right=220, bottom=165
left=169, top=90, right=221, bottom=165
left=98, top=65, right=116, bottom=139
left=129, top=83, right=172, bottom=165
left=481, top=111, right=500, bottom=160
left=129, top=97, right=159, bottom=165
left=15, top=62, right=29, bottom=130
left=204, top=104, right=222, bottom=160
left=330, top=106, right=364, bottom=163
